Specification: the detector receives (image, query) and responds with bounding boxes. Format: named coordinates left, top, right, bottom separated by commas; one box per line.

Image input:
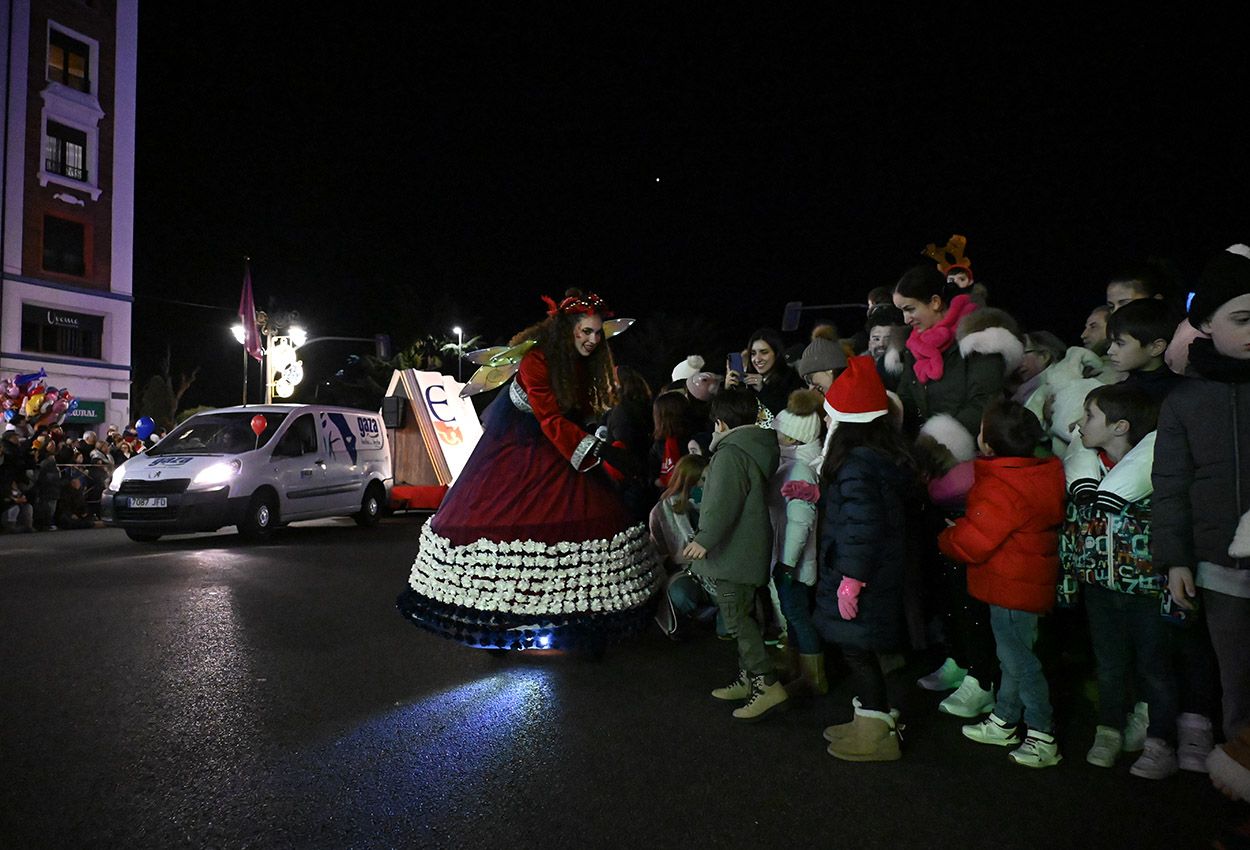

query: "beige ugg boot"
left=732, top=676, right=790, bottom=722
left=827, top=707, right=902, bottom=762
left=800, top=652, right=829, bottom=695
left=824, top=697, right=901, bottom=743
left=776, top=644, right=803, bottom=690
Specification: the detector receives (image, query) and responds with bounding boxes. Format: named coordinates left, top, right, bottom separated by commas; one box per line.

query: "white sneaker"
left=939, top=675, right=994, bottom=718
left=962, top=713, right=1022, bottom=747
left=1177, top=713, right=1214, bottom=773
left=1129, top=737, right=1179, bottom=779
left=917, top=657, right=967, bottom=691
left=1086, top=725, right=1123, bottom=768
left=1009, top=731, right=1062, bottom=768
left=1123, top=701, right=1149, bottom=752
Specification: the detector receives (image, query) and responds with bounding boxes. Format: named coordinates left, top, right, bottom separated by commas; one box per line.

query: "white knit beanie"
left=774, top=409, right=821, bottom=444
left=671, top=355, right=705, bottom=382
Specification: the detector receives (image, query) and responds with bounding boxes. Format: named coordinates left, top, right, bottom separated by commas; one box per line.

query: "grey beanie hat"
left=795, top=337, right=848, bottom=377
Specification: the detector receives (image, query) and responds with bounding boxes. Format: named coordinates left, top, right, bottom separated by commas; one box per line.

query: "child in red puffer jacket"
left=939, top=398, right=1066, bottom=769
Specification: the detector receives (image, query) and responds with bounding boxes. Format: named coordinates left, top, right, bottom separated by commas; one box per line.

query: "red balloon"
left=250, top=414, right=267, bottom=436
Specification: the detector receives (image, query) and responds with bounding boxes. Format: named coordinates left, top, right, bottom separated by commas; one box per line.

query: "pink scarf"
left=905, top=294, right=978, bottom=384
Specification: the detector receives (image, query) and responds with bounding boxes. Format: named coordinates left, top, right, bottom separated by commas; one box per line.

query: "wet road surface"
left=0, top=517, right=1240, bottom=848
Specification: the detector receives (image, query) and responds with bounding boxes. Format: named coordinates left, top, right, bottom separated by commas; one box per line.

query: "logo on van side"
left=321, top=412, right=358, bottom=463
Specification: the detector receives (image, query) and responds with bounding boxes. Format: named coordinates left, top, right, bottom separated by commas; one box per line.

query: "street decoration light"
left=453, top=326, right=463, bottom=382
left=253, top=310, right=306, bottom=403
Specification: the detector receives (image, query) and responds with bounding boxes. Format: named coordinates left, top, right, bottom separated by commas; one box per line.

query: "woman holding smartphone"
left=725, top=328, right=806, bottom=418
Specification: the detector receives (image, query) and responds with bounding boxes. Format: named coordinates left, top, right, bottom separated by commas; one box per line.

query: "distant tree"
left=174, top=405, right=216, bottom=426
left=138, top=376, right=175, bottom=429
left=314, top=335, right=449, bottom=411
left=136, top=345, right=201, bottom=429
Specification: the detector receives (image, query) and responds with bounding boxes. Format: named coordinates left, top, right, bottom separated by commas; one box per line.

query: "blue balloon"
left=68, top=398, right=79, bottom=412
left=135, top=416, right=156, bottom=440
left=14, top=368, right=46, bottom=387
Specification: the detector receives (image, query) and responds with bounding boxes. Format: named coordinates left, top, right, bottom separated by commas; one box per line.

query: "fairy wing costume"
left=397, top=295, right=662, bottom=650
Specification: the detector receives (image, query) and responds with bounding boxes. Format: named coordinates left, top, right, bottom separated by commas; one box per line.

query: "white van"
left=101, top=404, right=392, bottom=542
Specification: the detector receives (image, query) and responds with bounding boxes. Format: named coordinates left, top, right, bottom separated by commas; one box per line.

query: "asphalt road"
left=0, top=517, right=1241, bottom=849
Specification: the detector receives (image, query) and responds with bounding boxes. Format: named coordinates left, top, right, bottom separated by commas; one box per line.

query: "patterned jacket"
left=1058, top=432, right=1161, bottom=600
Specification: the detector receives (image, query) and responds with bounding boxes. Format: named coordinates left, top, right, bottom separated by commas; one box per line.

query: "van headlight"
left=190, top=460, right=242, bottom=489
left=108, top=464, right=127, bottom=491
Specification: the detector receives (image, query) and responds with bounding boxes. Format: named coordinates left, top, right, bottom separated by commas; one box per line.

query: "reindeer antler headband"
left=922, top=234, right=973, bottom=278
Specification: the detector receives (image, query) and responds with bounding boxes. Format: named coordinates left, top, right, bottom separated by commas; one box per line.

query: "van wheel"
left=354, top=483, right=384, bottom=527
left=125, top=529, right=161, bottom=543
left=239, top=491, right=278, bottom=540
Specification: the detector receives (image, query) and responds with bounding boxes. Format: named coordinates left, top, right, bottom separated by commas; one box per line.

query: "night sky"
left=132, top=6, right=1250, bottom=408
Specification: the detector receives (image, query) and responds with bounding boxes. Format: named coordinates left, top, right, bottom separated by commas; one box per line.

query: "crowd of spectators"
left=1, top=418, right=155, bottom=532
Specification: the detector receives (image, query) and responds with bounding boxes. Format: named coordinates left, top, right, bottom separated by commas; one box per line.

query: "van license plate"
left=128, top=497, right=167, bottom=508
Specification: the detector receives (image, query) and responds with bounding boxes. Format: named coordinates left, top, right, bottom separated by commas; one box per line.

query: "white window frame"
left=38, top=22, right=104, bottom=201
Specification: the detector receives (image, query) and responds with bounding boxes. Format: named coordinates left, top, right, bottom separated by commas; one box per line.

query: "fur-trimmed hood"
left=1023, top=346, right=1118, bottom=445
left=956, top=308, right=1024, bottom=376
left=918, top=413, right=977, bottom=464
left=880, top=325, right=910, bottom=376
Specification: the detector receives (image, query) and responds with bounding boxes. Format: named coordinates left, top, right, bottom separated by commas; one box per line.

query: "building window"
left=45, top=120, right=88, bottom=182
left=48, top=30, right=90, bottom=92
left=43, top=215, right=86, bottom=276
left=21, top=305, right=104, bottom=359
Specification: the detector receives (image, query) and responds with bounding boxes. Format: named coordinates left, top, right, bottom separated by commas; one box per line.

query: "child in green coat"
left=684, top=387, right=783, bottom=722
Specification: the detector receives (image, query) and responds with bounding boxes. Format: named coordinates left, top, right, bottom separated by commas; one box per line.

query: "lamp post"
left=453, top=326, right=463, bottom=382
left=231, top=324, right=248, bottom=404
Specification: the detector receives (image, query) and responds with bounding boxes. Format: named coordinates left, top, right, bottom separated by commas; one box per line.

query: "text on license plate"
left=128, top=497, right=167, bottom=508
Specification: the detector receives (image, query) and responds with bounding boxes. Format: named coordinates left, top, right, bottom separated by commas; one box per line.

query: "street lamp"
left=453, top=326, right=463, bottom=382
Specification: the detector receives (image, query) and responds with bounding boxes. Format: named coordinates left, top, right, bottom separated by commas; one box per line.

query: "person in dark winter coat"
left=724, top=328, right=806, bottom=419
left=814, top=356, right=918, bottom=763
left=33, top=442, right=62, bottom=529
left=1155, top=244, right=1250, bottom=748
left=892, top=265, right=1022, bottom=438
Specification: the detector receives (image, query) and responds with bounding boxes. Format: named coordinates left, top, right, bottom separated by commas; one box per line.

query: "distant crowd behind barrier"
left=1, top=419, right=166, bottom=532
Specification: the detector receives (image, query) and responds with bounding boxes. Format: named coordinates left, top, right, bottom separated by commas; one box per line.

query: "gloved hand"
left=781, top=480, right=821, bottom=503
left=837, top=576, right=865, bottom=620
left=595, top=440, right=640, bottom=478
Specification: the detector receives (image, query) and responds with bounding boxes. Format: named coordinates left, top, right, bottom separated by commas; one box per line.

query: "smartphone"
left=728, top=352, right=744, bottom=375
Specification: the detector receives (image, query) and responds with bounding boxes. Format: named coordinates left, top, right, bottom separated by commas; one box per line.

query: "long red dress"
left=397, top=349, right=662, bottom=650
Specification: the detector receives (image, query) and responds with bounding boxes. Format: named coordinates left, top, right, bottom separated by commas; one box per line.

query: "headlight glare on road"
left=191, top=460, right=241, bottom=488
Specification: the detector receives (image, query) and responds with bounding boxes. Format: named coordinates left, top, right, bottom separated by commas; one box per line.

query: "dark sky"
left=132, top=5, right=1250, bottom=407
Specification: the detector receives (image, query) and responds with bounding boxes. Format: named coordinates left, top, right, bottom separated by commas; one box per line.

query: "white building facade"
left=1, top=0, right=137, bottom=431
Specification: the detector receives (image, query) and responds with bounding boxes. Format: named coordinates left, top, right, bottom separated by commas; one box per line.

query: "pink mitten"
left=837, top=577, right=865, bottom=620
left=781, top=480, right=820, bottom=504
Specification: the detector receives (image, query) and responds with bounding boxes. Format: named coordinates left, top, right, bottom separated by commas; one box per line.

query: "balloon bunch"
left=0, top=369, right=79, bottom=427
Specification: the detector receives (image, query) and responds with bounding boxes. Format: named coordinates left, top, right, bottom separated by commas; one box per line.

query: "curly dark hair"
left=510, top=290, right=618, bottom=414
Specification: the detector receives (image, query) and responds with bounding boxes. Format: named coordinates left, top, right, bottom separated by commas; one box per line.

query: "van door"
left=318, top=411, right=370, bottom=511
left=270, top=413, right=328, bottom=519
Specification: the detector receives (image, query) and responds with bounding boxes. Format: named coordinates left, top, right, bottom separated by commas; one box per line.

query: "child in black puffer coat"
left=814, top=357, right=920, bottom=763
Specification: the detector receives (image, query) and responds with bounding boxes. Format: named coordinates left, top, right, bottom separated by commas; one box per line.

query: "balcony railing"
left=45, top=158, right=87, bottom=182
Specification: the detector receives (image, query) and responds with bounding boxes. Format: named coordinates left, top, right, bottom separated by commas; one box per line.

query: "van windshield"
left=145, top=412, right=289, bottom=456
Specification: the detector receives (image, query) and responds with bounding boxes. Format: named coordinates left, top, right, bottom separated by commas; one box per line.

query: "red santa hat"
left=824, top=355, right=889, bottom=423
